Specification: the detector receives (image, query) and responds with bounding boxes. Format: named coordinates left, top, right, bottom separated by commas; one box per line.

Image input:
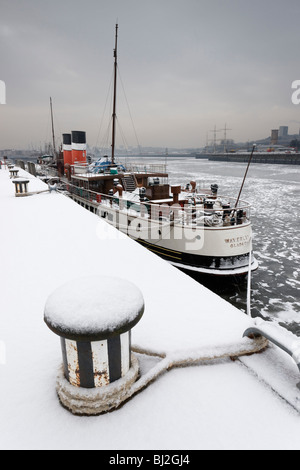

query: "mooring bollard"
left=12, top=178, right=30, bottom=196
left=17, top=160, right=25, bottom=170
left=44, top=276, right=144, bottom=415
left=9, top=168, right=19, bottom=179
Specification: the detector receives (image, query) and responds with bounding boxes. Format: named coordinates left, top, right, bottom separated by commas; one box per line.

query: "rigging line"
left=50, top=97, right=57, bottom=158
left=43, top=104, right=52, bottom=150
left=44, top=118, right=51, bottom=152
left=116, top=116, right=130, bottom=152
left=50, top=99, right=63, bottom=150
left=95, top=70, right=114, bottom=149
left=99, top=124, right=111, bottom=153
left=247, top=236, right=253, bottom=317
left=97, top=88, right=114, bottom=154
left=117, top=65, right=142, bottom=151
left=99, top=116, right=113, bottom=154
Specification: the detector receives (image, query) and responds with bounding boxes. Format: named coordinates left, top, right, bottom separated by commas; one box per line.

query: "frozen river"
left=121, top=156, right=300, bottom=335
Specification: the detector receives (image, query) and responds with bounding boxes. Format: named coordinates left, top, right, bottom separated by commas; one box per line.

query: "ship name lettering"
left=225, top=235, right=250, bottom=248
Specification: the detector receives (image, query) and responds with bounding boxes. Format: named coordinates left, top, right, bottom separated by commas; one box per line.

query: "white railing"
left=124, top=163, right=167, bottom=174
left=70, top=162, right=168, bottom=176
left=63, top=181, right=251, bottom=228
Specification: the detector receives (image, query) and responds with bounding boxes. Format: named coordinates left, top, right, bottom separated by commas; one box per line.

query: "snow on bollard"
left=9, top=168, right=19, bottom=178
left=44, top=276, right=144, bottom=415
left=12, top=178, right=30, bottom=196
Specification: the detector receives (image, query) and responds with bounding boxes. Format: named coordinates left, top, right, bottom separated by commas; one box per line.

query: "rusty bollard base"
left=44, top=276, right=144, bottom=415
left=56, top=353, right=139, bottom=415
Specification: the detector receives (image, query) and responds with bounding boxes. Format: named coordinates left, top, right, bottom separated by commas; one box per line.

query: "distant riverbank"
left=197, top=152, right=300, bottom=165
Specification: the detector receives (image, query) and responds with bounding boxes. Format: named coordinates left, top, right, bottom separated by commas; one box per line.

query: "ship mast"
left=50, top=97, right=56, bottom=161
left=111, top=23, right=118, bottom=165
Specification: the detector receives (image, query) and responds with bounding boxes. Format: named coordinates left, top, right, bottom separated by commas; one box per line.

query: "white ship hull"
left=71, top=191, right=258, bottom=276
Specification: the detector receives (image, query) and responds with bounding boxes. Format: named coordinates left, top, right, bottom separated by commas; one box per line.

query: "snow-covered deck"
left=1, top=167, right=300, bottom=450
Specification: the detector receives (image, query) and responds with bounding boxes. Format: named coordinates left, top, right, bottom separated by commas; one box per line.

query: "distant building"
left=279, top=126, right=288, bottom=137
left=271, top=129, right=279, bottom=145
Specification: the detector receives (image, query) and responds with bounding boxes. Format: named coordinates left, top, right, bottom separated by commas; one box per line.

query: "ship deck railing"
left=70, top=162, right=167, bottom=176
left=63, top=181, right=252, bottom=228
left=124, top=163, right=167, bottom=174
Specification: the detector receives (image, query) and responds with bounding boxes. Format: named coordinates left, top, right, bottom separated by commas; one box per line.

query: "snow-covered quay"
left=0, top=166, right=300, bottom=450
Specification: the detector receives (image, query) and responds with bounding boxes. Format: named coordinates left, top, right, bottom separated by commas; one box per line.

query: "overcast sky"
left=1, top=0, right=300, bottom=151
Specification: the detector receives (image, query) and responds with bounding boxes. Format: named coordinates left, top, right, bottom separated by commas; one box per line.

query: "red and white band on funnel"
left=62, top=133, right=72, bottom=165
left=71, top=131, right=86, bottom=164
